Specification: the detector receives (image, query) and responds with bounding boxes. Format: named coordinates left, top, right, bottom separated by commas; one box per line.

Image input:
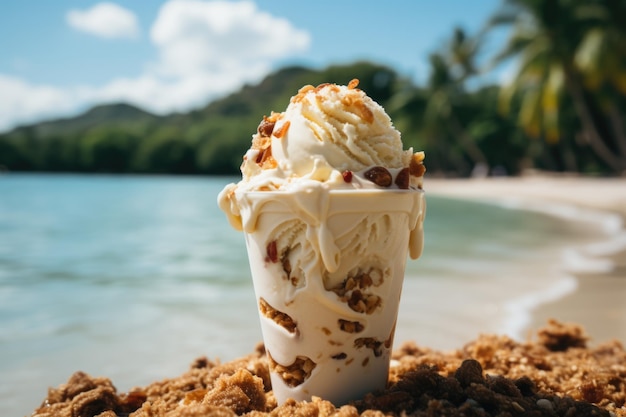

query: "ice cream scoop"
left=220, top=79, right=425, bottom=226
left=218, top=79, right=426, bottom=405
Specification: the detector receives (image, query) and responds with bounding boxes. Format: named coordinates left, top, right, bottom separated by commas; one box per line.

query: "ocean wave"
left=485, top=196, right=626, bottom=340
left=503, top=274, right=578, bottom=341
left=492, top=197, right=626, bottom=275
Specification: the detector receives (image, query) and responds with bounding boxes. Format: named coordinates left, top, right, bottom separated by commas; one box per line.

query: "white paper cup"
left=237, top=188, right=425, bottom=405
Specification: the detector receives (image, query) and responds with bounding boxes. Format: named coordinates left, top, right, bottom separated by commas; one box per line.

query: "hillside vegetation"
left=1, top=63, right=412, bottom=175
left=4, top=0, right=626, bottom=176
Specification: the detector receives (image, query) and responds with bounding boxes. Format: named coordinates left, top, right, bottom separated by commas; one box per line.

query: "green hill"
left=8, top=103, right=160, bottom=139
left=0, top=61, right=401, bottom=174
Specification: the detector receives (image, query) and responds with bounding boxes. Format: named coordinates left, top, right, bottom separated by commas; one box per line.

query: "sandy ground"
left=426, top=174, right=626, bottom=346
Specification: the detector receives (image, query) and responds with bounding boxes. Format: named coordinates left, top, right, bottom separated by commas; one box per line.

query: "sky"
left=0, top=0, right=506, bottom=133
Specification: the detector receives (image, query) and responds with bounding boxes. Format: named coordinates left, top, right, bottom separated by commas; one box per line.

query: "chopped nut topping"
left=279, top=247, right=301, bottom=288
left=251, top=136, right=276, bottom=169
left=409, top=152, right=426, bottom=177
left=338, top=319, right=364, bottom=333
left=292, top=83, right=329, bottom=103
left=265, top=241, right=278, bottom=263
left=355, top=337, right=385, bottom=357
left=272, top=121, right=290, bottom=139
left=266, top=353, right=316, bottom=387
left=341, top=93, right=374, bottom=123
left=364, top=166, right=392, bottom=187
left=259, top=298, right=297, bottom=334
left=297, top=84, right=315, bottom=96
left=291, top=80, right=367, bottom=123
left=330, top=269, right=384, bottom=314
left=395, top=168, right=410, bottom=189
left=251, top=114, right=281, bottom=169
left=257, top=118, right=275, bottom=138
left=354, top=100, right=374, bottom=123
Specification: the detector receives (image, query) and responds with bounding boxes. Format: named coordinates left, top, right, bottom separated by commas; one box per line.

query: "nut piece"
left=257, top=118, right=275, bottom=137
left=364, top=166, right=392, bottom=187
left=354, top=337, right=384, bottom=357
left=409, top=152, right=426, bottom=177
left=267, top=353, right=316, bottom=387
left=394, top=168, right=410, bottom=189
left=273, top=121, right=290, bottom=139
left=265, top=241, right=278, bottom=263
left=259, top=298, right=297, bottom=334
left=338, top=319, right=364, bottom=333
left=330, top=269, right=383, bottom=314
left=252, top=114, right=280, bottom=169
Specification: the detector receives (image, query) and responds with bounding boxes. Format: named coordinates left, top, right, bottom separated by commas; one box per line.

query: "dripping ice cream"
left=218, top=79, right=426, bottom=405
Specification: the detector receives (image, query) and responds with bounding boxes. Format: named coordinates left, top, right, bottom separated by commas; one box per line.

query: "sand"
left=30, top=320, right=626, bottom=416
left=426, top=174, right=626, bottom=346
left=25, top=174, right=626, bottom=417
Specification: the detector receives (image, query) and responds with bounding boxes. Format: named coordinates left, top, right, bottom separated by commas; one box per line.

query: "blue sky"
left=0, top=0, right=505, bottom=132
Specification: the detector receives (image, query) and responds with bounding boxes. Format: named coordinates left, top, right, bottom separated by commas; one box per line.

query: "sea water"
left=0, top=174, right=607, bottom=417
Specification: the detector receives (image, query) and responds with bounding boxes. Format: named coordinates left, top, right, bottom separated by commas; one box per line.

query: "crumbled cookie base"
left=267, top=352, right=316, bottom=388
left=330, top=269, right=383, bottom=314
left=258, top=298, right=297, bottom=334
left=31, top=321, right=626, bottom=417
left=537, top=318, right=588, bottom=351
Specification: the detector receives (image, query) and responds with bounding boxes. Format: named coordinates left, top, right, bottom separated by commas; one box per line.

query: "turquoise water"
left=0, top=174, right=599, bottom=417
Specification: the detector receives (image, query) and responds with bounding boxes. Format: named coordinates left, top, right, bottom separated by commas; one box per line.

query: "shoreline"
left=425, top=175, right=626, bottom=346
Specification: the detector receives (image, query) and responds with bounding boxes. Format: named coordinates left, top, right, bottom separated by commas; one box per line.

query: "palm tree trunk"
left=606, top=102, right=626, bottom=159
left=433, top=133, right=468, bottom=176
left=448, top=112, right=488, bottom=169
left=562, top=64, right=626, bottom=172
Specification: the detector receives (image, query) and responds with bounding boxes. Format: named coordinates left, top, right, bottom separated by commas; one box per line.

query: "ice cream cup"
left=237, top=187, right=425, bottom=405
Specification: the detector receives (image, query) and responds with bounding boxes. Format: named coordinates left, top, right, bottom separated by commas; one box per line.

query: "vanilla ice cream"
left=218, top=79, right=426, bottom=405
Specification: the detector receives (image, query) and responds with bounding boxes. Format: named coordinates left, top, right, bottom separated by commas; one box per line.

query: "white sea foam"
left=400, top=192, right=626, bottom=349
left=584, top=232, right=626, bottom=255
left=503, top=274, right=578, bottom=341
left=493, top=197, right=626, bottom=273
left=561, top=248, right=615, bottom=274
left=486, top=196, right=626, bottom=340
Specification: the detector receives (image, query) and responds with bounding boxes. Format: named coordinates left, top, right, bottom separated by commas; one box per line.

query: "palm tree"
left=490, top=0, right=626, bottom=173
left=574, top=0, right=626, bottom=160
left=423, top=28, right=489, bottom=176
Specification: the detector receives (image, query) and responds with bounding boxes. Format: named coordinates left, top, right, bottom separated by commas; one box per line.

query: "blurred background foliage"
left=1, top=0, right=625, bottom=177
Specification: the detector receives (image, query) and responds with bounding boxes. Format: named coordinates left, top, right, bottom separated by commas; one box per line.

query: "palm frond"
left=541, top=64, right=564, bottom=143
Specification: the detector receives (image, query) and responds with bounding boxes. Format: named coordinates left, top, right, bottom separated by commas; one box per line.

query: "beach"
left=426, top=174, right=626, bottom=347
left=2, top=173, right=626, bottom=417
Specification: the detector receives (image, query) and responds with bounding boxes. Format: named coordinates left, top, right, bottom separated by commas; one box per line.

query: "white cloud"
left=150, top=0, right=310, bottom=78
left=0, top=74, right=76, bottom=130
left=66, top=2, right=140, bottom=40
left=0, top=0, right=310, bottom=132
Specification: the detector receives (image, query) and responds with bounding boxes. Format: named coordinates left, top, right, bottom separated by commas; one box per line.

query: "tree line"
left=1, top=0, right=625, bottom=177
